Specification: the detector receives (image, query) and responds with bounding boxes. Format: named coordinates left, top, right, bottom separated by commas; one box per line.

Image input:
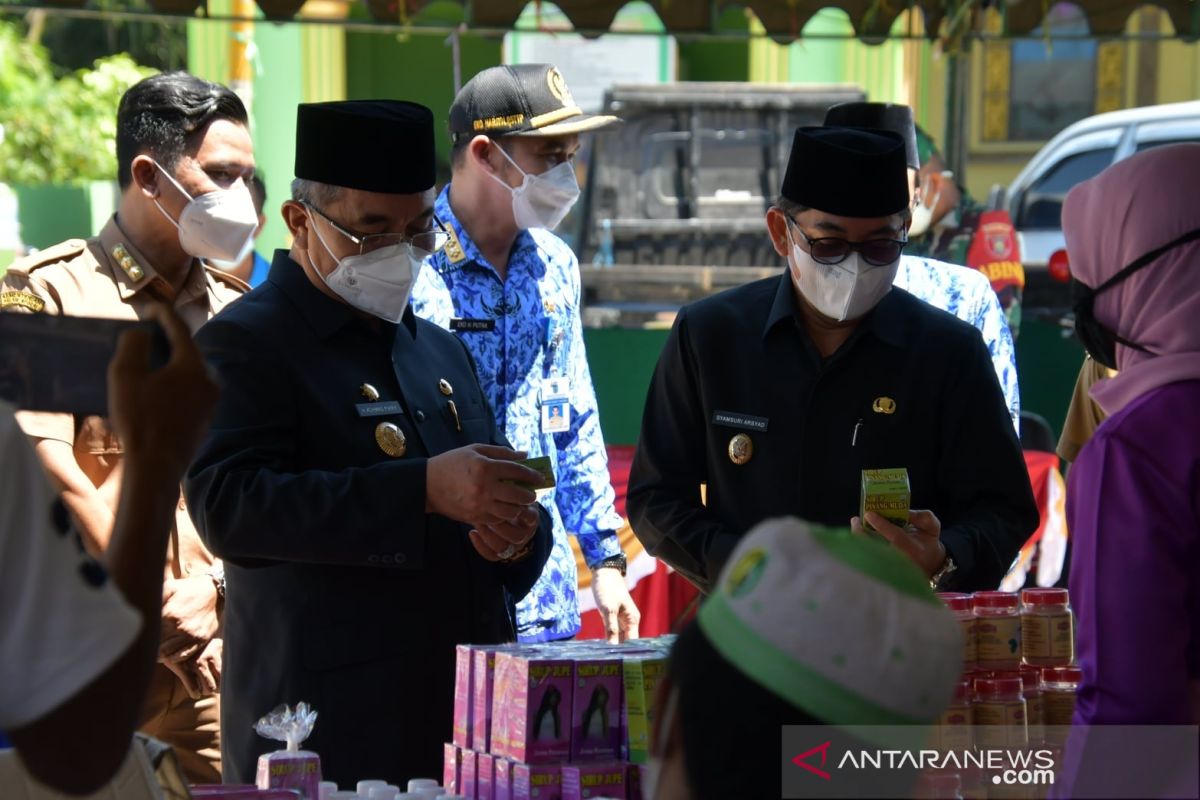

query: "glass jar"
left=939, top=592, right=977, bottom=672
left=1042, top=665, right=1082, bottom=746
left=1021, top=588, right=1074, bottom=666
left=974, top=591, right=1022, bottom=671
left=1017, top=665, right=1045, bottom=745
left=973, top=676, right=1028, bottom=749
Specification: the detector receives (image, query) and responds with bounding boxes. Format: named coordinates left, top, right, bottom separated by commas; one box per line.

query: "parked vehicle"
left=1001, top=100, right=1200, bottom=311
left=569, top=82, right=865, bottom=325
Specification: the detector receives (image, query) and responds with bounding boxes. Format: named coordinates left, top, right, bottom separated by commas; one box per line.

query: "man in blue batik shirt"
left=825, top=102, right=1019, bottom=431
left=412, top=64, right=640, bottom=643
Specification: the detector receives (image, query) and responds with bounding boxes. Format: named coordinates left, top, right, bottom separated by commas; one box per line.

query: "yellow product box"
left=860, top=468, right=911, bottom=536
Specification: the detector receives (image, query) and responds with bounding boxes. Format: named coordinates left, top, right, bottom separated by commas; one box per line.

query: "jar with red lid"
left=939, top=592, right=977, bottom=671
left=934, top=680, right=973, bottom=751
left=1017, top=665, right=1045, bottom=745
left=1021, top=588, right=1074, bottom=666
left=973, top=676, right=1028, bottom=749
left=974, top=591, right=1021, bottom=671
left=1042, top=665, right=1082, bottom=745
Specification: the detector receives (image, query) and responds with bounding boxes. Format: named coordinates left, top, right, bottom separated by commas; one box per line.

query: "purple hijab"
left=1062, top=143, right=1200, bottom=414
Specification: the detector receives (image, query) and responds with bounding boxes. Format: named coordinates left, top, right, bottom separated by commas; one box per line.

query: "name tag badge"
left=541, top=377, right=571, bottom=433
left=450, top=318, right=495, bottom=332
left=356, top=401, right=404, bottom=418
left=712, top=411, right=769, bottom=432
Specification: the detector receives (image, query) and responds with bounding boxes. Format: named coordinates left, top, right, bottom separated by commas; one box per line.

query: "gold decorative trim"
left=529, top=105, right=584, bottom=129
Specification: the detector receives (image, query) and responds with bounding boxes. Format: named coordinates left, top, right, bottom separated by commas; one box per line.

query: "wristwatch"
left=595, top=554, right=627, bottom=577
left=207, top=565, right=226, bottom=599
left=929, top=554, right=957, bottom=590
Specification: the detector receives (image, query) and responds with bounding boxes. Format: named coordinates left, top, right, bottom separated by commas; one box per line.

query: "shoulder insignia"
left=203, top=263, right=251, bottom=294
left=443, top=226, right=467, bottom=265
left=0, top=290, right=46, bottom=312
left=6, top=238, right=89, bottom=276
left=110, top=243, right=145, bottom=282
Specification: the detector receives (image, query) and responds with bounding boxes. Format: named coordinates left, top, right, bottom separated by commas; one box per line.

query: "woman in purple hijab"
left=1054, top=144, right=1200, bottom=798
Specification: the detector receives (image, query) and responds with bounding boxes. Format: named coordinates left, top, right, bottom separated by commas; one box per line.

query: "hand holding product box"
left=860, top=468, right=911, bottom=536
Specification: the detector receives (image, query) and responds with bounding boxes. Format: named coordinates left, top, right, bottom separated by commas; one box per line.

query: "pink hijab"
left=1062, top=143, right=1200, bottom=415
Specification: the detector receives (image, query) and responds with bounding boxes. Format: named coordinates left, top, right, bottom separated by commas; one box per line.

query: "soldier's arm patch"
left=0, top=290, right=47, bottom=312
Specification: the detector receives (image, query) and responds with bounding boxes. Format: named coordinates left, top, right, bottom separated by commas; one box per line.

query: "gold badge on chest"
left=873, top=396, right=897, bottom=415
left=375, top=422, right=407, bottom=457
left=360, top=383, right=380, bottom=401
left=728, top=433, right=753, bottom=465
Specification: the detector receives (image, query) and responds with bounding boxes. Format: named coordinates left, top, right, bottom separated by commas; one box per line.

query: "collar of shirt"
left=100, top=216, right=209, bottom=306
left=762, top=271, right=912, bottom=349
left=266, top=249, right=412, bottom=340
left=431, top=184, right=539, bottom=279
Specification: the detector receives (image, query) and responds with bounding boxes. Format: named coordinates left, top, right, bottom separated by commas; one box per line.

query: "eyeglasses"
left=786, top=218, right=908, bottom=267
left=306, top=203, right=450, bottom=255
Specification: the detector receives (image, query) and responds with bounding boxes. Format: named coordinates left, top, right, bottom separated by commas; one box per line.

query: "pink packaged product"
left=571, top=657, right=623, bottom=762
left=492, top=652, right=573, bottom=764
left=478, top=752, right=497, bottom=800
left=495, top=758, right=514, bottom=800
left=454, top=644, right=474, bottom=748
left=443, top=742, right=461, bottom=793
left=512, top=763, right=562, bottom=800
left=253, top=703, right=321, bottom=800
left=474, top=645, right=523, bottom=752
left=562, top=762, right=627, bottom=800
left=460, top=748, right=479, bottom=798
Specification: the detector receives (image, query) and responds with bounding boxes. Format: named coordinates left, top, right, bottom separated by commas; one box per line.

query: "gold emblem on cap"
left=111, top=243, right=145, bottom=282
left=360, top=383, right=380, bottom=401
left=546, top=67, right=573, bottom=106
left=873, top=397, right=897, bottom=415
left=375, top=422, right=407, bottom=457
left=438, top=379, right=454, bottom=397
left=728, top=433, right=753, bottom=465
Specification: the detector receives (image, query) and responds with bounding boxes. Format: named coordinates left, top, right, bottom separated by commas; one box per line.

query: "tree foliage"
left=0, top=22, right=155, bottom=185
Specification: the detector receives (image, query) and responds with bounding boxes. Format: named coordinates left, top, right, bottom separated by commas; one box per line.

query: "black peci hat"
left=824, top=102, right=920, bottom=170
left=781, top=126, right=910, bottom=218
left=448, top=64, right=621, bottom=144
left=295, top=100, right=436, bottom=194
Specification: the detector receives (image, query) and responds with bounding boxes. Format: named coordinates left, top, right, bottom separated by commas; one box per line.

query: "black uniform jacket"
left=628, top=273, right=1037, bottom=595
left=184, top=253, right=552, bottom=787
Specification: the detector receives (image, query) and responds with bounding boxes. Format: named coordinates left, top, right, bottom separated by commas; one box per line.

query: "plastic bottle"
left=973, top=676, right=1028, bottom=749
left=1018, top=664, right=1045, bottom=745
left=934, top=679, right=973, bottom=752
left=407, top=779, right=439, bottom=792
left=1020, top=588, right=1074, bottom=666
left=1042, top=665, right=1082, bottom=746
left=357, top=780, right=388, bottom=797
left=973, top=591, right=1021, bottom=671
left=938, top=592, right=977, bottom=671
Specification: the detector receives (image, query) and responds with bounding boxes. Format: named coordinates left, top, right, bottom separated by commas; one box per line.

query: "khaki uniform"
left=0, top=216, right=247, bottom=782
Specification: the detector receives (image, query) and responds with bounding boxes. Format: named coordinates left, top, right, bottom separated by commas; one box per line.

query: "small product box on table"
left=562, top=762, right=627, bottom=800
left=512, top=764, right=562, bottom=800
left=492, top=652, right=574, bottom=764
left=443, top=742, right=461, bottom=794
left=623, top=654, right=668, bottom=764
left=571, top=657, right=623, bottom=762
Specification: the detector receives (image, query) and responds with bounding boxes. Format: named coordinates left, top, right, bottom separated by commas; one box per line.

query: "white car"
left=1005, top=100, right=1200, bottom=271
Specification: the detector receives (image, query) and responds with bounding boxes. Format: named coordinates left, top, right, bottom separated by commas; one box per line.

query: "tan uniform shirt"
left=1057, top=356, right=1119, bottom=464
left=0, top=216, right=247, bottom=578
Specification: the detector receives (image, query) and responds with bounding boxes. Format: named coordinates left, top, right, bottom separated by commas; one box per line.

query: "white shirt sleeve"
left=0, top=401, right=141, bottom=731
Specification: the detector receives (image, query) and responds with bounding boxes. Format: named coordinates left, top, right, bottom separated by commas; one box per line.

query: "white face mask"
left=151, top=161, right=258, bottom=262
left=208, top=238, right=256, bottom=272
left=908, top=188, right=941, bottom=238
left=787, top=227, right=899, bottom=322
left=489, top=144, right=581, bottom=231
left=309, top=214, right=428, bottom=324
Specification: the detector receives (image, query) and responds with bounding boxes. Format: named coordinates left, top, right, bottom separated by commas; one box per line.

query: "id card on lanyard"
left=541, top=317, right=570, bottom=433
